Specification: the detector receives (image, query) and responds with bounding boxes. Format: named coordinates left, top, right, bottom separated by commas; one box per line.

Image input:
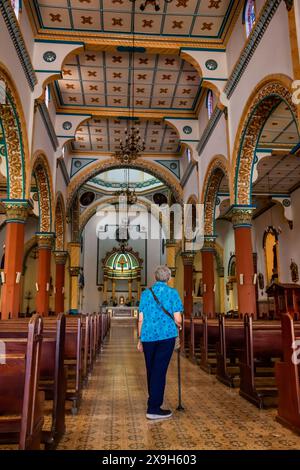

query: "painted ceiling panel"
left=56, top=50, right=201, bottom=112
left=72, top=117, right=180, bottom=154
left=33, top=0, right=235, bottom=39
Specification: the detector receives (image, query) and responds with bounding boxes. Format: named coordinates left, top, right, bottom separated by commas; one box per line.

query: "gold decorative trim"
left=201, top=155, right=229, bottom=236
left=32, top=151, right=54, bottom=233
left=67, top=157, right=184, bottom=213
left=0, top=63, right=30, bottom=199
left=231, top=75, right=298, bottom=206
left=55, top=192, right=66, bottom=251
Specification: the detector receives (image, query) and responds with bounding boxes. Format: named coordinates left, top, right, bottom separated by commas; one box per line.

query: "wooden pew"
left=181, top=317, right=191, bottom=355
left=199, top=316, right=219, bottom=373
left=0, top=314, right=66, bottom=449
left=64, top=316, right=83, bottom=415
left=189, top=317, right=203, bottom=362
left=216, top=317, right=244, bottom=387
left=276, top=313, right=300, bottom=434
left=0, top=315, right=44, bottom=450
left=239, top=315, right=282, bottom=408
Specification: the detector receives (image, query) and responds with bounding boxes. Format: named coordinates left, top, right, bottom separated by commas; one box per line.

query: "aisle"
left=58, top=321, right=300, bottom=450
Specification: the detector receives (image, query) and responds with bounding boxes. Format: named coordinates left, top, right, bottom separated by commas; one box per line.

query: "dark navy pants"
left=142, top=337, right=175, bottom=414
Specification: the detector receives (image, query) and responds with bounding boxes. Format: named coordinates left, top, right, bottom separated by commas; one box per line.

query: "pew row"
left=0, top=315, right=44, bottom=450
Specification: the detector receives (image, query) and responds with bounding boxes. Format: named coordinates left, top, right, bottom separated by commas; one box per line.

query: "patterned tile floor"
left=57, top=321, right=300, bottom=450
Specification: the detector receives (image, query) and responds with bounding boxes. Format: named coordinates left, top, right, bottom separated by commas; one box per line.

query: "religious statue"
left=271, top=243, right=279, bottom=283
left=290, top=259, right=299, bottom=283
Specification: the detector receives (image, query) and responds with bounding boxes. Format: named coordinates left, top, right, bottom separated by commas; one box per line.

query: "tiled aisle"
left=58, top=321, right=300, bottom=450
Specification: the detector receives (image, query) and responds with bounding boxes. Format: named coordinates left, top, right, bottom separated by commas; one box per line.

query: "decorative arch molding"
left=0, top=63, right=30, bottom=199
left=67, top=158, right=184, bottom=214
left=32, top=151, right=54, bottom=233
left=79, top=196, right=170, bottom=236
left=232, top=75, right=298, bottom=205
left=202, top=155, right=229, bottom=236
left=55, top=192, right=66, bottom=251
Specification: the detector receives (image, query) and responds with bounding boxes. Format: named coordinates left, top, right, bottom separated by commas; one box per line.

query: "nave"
left=55, top=320, right=299, bottom=451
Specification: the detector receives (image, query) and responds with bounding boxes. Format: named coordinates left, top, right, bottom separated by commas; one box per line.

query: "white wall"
left=82, top=209, right=166, bottom=313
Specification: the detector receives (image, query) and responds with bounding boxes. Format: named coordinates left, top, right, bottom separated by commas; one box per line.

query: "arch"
left=67, top=158, right=184, bottom=214
left=202, top=155, right=229, bottom=236
left=0, top=62, right=30, bottom=199
left=232, top=75, right=298, bottom=206
left=31, top=151, right=54, bottom=233
left=55, top=192, right=66, bottom=251
left=79, top=195, right=170, bottom=236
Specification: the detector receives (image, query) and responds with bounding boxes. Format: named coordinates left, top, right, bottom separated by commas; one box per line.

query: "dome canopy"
left=103, top=247, right=142, bottom=279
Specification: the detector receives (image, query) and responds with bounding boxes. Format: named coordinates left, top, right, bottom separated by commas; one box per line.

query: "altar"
left=106, top=307, right=138, bottom=319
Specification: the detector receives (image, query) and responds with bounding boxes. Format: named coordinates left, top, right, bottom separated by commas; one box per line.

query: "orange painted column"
left=201, top=238, right=215, bottom=316
left=1, top=202, right=29, bottom=319
left=232, top=208, right=257, bottom=318
left=181, top=251, right=195, bottom=319
left=54, top=251, right=68, bottom=314
left=36, top=233, right=54, bottom=316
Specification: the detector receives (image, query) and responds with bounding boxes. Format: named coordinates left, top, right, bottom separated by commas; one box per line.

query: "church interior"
left=0, top=0, right=300, bottom=452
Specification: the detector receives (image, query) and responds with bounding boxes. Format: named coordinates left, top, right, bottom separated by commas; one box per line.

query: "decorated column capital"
left=181, top=251, right=195, bottom=265
left=69, top=266, right=80, bottom=277
left=36, top=232, right=55, bottom=250
left=228, top=206, right=255, bottom=228
left=201, top=236, right=216, bottom=252
left=54, top=251, right=68, bottom=265
left=165, top=239, right=178, bottom=248
left=2, top=199, right=32, bottom=223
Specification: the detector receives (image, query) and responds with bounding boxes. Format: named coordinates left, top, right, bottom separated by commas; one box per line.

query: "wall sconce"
left=203, top=283, right=207, bottom=293
left=213, top=283, right=216, bottom=292
left=62, top=287, right=65, bottom=294
left=239, top=274, right=244, bottom=285
left=253, top=273, right=257, bottom=285
left=16, top=272, right=21, bottom=284
left=1, top=272, right=5, bottom=284
left=35, top=282, right=39, bottom=292
left=54, top=287, right=57, bottom=294
left=46, top=283, right=50, bottom=292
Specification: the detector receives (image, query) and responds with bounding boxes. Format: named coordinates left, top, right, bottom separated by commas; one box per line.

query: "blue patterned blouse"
left=139, top=281, right=184, bottom=342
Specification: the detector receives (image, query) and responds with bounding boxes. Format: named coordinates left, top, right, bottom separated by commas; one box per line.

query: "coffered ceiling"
left=258, top=101, right=299, bottom=150
left=54, top=49, right=201, bottom=114
left=72, top=117, right=180, bottom=153
left=29, top=0, right=238, bottom=45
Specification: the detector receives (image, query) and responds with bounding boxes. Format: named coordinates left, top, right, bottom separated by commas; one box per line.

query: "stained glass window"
left=11, top=0, right=21, bottom=19
left=244, top=0, right=256, bottom=38
left=206, top=90, right=213, bottom=120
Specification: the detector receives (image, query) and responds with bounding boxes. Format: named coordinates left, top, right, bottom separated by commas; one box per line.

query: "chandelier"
left=115, top=125, right=145, bottom=164
left=129, top=0, right=173, bottom=11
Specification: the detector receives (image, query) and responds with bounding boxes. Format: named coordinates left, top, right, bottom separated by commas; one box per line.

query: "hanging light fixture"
left=114, top=169, right=138, bottom=205
left=129, top=0, right=173, bottom=12
left=114, top=2, right=145, bottom=164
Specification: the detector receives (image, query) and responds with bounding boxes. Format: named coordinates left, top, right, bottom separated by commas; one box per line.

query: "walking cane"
left=176, top=326, right=184, bottom=411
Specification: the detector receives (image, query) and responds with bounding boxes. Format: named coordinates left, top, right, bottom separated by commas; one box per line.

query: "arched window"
left=243, top=0, right=256, bottom=38
left=45, top=85, right=51, bottom=108
left=263, top=226, right=279, bottom=285
left=206, top=90, right=213, bottom=120
left=11, top=0, right=21, bottom=20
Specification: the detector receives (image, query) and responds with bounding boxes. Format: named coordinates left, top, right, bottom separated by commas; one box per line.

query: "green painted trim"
left=202, top=77, right=227, bottom=81
left=56, top=112, right=91, bottom=116
left=57, top=135, right=75, bottom=139
left=35, top=69, right=62, bottom=74
left=180, top=47, right=226, bottom=52
left=34, top=39, right=84, bottom=45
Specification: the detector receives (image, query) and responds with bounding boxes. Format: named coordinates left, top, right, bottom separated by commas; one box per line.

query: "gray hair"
left=155, top=265, right=171, bottom=282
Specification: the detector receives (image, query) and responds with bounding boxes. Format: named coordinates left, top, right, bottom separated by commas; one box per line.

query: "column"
left=232, top=207, right=257, bottom=318
left=201, top=238, right=216, bottom=316
left=128, top=279, right=132, bottom=302
left=181, top=251, right=195, bottom=318
left=54, top=251, right=68, bottom=314
left=69, top=242, right=81, bottom=314
left=166, top=240, right=177, bottom=288
left=137, top=277, right=141, bottom=301
left=112, top=279, right=116, bottom=301
left=103, top=276, right=108, bottom=303
left=1, top=201, right=29, bottom=319
left=36, top=233, right=54, bottom=316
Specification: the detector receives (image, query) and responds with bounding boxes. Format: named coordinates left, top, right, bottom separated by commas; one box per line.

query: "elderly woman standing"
left=138, top=266, right=183, bottom=420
